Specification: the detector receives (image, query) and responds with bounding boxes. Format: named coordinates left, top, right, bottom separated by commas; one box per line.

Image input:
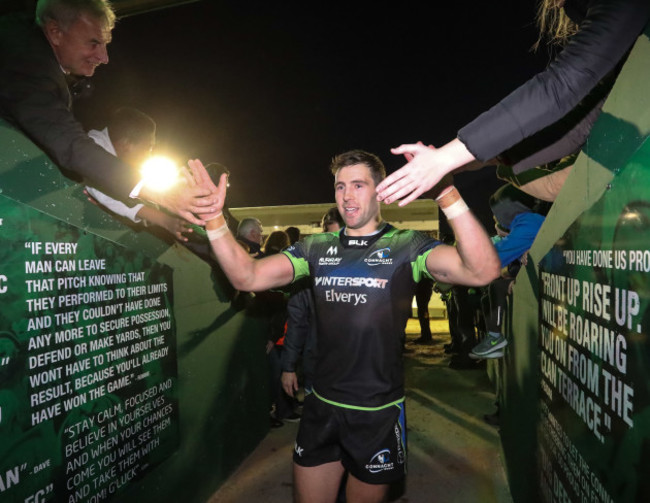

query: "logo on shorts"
left=394, top=424, right=405, bottom=464
left=365, top=449, right=394, bottom=473
left=294, top=442, right=304, bottom=457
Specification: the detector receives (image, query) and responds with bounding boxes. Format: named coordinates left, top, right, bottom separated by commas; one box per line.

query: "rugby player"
left=190, top=150, right=499, bottom=503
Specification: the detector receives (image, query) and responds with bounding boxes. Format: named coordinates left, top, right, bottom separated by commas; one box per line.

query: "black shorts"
left=293, top=393, right=407, bottom=484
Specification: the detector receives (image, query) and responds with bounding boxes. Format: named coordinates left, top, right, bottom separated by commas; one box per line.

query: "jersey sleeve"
left=408, top=231, right=442, bottom=283
left=282, top=240, right=311, bottom=282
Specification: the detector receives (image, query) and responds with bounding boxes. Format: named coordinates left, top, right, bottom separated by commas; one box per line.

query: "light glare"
left=140, top=156, right=179, bottom=191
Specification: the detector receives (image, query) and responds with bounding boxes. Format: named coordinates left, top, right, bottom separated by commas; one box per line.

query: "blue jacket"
left=494, top=212, right=545, bottom=268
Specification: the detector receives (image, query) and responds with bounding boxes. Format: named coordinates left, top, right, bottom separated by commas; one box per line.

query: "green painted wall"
left=0, top=120, right=270, bottom=502
left=498, top=26, right=650, bottom=503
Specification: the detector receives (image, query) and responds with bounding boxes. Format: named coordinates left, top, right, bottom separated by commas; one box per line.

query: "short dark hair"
left=321, top=207, right=343, bottom=232
left=107, top=107, right=155, bottom=145
left=489, top=184, right=536, bottom=231
left=285, top=226, right=300, bottom=244
left=205, top=162, right=230, bottom=179
left=36, top=0, right=116, bottom=30
left=263, top=231, right=290, bottom=255
left=330, top=150, right=386, bottom=187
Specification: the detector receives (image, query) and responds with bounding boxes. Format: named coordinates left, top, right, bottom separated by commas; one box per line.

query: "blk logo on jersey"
left=348, top=239, right=368, bottom=247
left=366, top=449, right=394, bottom=473
left=365, top=247, right=393, bottom=266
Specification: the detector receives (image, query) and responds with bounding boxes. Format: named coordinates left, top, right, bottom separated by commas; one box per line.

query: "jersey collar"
left=340, top=223, right=392, bottom=249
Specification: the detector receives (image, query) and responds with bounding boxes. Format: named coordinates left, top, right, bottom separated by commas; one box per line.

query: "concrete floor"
left=208, top=319, right=513, bottom=503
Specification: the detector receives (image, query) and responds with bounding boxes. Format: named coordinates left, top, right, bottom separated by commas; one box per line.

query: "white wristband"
left=441, top=199, right=469, bottom=220
left=203, top=211, right=223, bottom=222
left=206, top=223, right=230, bottom=241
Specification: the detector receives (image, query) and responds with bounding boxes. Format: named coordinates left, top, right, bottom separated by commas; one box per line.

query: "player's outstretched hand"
left=187, top=159, right=229, bottom=223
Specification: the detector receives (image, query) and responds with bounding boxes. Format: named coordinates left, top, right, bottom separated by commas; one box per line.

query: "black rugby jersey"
left=283, top=224, right=440, bottom=409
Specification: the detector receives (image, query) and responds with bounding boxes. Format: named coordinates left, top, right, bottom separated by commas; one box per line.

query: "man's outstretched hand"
left=139, top=176, right=216, bottom=226
left=396, top=142, right=454, bottom=201
left=376, top=138, right=475, bottom=206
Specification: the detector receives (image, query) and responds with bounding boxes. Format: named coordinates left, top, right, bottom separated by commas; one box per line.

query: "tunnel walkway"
left=209, top=319, right=513, bottom=502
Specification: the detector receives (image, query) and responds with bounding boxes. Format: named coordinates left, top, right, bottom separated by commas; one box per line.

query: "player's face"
left=48, top=13, right=111, bottom=77
left=334, top=164, right=381, bottom=236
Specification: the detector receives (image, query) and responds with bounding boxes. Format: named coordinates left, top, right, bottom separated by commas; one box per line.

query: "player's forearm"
left=450, top=213, right=501, bottom=286
left=206, top=215, right=259, bottom=290
left=453, top=157, right=497, bottom=174
left=136, top=206, right=164, bottom=226
left=436, top=186, right=500, bottom=285
left=206, top=215, right=295, bottom=292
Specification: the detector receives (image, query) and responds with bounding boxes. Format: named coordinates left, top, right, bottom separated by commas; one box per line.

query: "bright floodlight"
left=140, top=156, right=179, bottom=191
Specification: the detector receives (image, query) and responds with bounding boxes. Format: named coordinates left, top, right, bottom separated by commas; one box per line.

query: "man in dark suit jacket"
left=0, top=0, right=215, bottom=225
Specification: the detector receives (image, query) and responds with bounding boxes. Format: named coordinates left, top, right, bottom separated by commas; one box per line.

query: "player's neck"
left=344, top=219, right=385, bottom=237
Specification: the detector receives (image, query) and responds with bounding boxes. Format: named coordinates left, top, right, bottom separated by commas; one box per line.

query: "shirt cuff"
left=127, top=204, right=145, bottom=223
left=130, top=179, right=146, bottom=199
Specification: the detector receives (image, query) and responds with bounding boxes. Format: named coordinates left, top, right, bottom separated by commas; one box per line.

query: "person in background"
left=261, top=231, right=301, bottom=426
left=261, top=230, right=291, bottom=257
left=84, top=107, right=192, bottom=240
left=0, top=0, right=216, bottom=222
left=320, top=206, right=344, bottom=232
left=236, top=218, right=264, bottom=257
left=286, top=226, right=301, bottom=246
left=413, top=274, right=434, bottom=345
left=470, top=184, right=549, bottom=359
left=377, top=0, right=650, bottom=206
left=445, top=286, right=482, bottom=370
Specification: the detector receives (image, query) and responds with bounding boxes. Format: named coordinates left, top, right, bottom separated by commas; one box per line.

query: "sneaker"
left=469, top=350, right=504, bottom=360
left=471, top=334, right=507, bottom=358
left=282, top=411, right=301, bottom=423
